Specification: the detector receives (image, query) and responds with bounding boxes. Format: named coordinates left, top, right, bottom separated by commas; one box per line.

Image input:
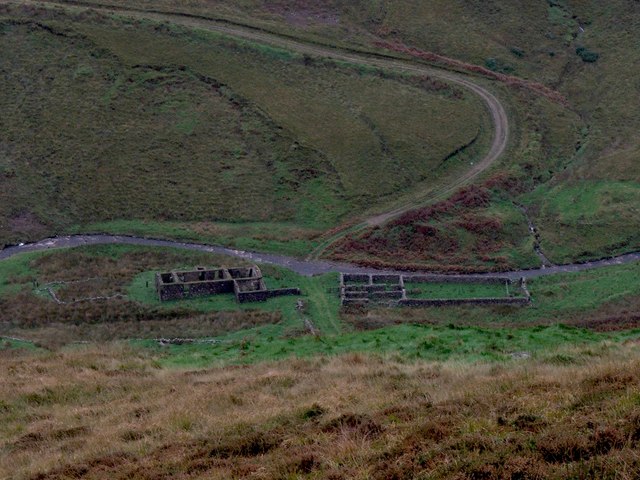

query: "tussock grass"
left=2, top=343, right=640, bottom=478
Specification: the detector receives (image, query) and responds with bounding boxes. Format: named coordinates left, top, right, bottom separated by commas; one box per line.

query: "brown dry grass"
left=2, top=344, right=640, bottom=479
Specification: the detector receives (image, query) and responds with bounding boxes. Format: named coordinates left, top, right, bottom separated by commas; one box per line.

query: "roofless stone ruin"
left=339, top=273, right=531, bottom=307
left=155, top=265, right=300, bottom=303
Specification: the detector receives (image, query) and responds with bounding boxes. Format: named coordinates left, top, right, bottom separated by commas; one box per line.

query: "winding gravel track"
left=3, top=2, right=638, bottom=278
left=1, top=234, right=639, bottom=279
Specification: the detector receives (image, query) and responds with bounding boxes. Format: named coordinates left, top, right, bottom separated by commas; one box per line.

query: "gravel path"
left=1, top=234, right=638, bottom=279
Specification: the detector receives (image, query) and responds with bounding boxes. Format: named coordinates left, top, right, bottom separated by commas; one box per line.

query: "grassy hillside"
left=43, top=0, right=640, bottom=266
left=3, top=342, right=640, bottom=478
left=327, top=185, right=540, bottom=272
left=0, top=4, right=487, bottom=254
left=359, top=0, right=640, bottom=263
left=344, top=0, right=640, bottom=263
left=79, top=0, right=638, bottom=160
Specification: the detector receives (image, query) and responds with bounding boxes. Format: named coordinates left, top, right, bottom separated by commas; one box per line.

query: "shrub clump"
left=328, top=184, right=517, bottom=272
left=485, top=57, right=514, bottom=74
left=576, top=46, right=599, bottom=63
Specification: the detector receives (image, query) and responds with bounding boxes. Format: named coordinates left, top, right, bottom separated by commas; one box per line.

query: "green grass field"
left=1, top=245, right=639, bottom=367
left=150, top=323, right=634, bottom=369
left=128, top=268, right=341, bottom=335
left=146, top=257, right=640, bottom=367
left=404, top=281, right=518, bottom=300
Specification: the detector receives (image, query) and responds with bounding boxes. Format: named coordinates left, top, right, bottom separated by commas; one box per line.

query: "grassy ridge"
left=328, top=185, right=541, bottom=272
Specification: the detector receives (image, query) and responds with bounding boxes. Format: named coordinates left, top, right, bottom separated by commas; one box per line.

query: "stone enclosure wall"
left=340, top=273, right=531, bottom=307
left=156, top=265, right=300, bottom=303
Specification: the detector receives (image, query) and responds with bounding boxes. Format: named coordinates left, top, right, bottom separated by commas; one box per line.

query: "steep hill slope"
left=41, top=0, right=640, bottom=266
left=0, top=3, right=488, bottom=256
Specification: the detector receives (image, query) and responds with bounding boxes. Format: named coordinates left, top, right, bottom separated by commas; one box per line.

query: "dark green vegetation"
left=1, top=245, right=639, bottom=366
left=37, top=0, right=640, bottom=269
left=0, top=3, right=487, bottom=257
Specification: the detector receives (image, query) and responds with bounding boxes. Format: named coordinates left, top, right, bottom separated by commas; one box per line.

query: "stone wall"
left=399, top=297, right=530, bottom=307
left=237, top=287, right=301, bottom=304
left=155, top=273, right=185, bottom=301
left=187, top=281, right=234, bottom=297
left=372, top=274, right=402, bottom=284
left=236, top=290, right=270, bottom=303
left=234, top=278, right=267, bottom=293
left=342, top=273, right=370, bottom=284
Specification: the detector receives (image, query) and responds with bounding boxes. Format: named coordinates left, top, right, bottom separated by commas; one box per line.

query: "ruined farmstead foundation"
left=339, top=273, right=531, bottom=307
left=155, top=265, right=300, bottom=303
